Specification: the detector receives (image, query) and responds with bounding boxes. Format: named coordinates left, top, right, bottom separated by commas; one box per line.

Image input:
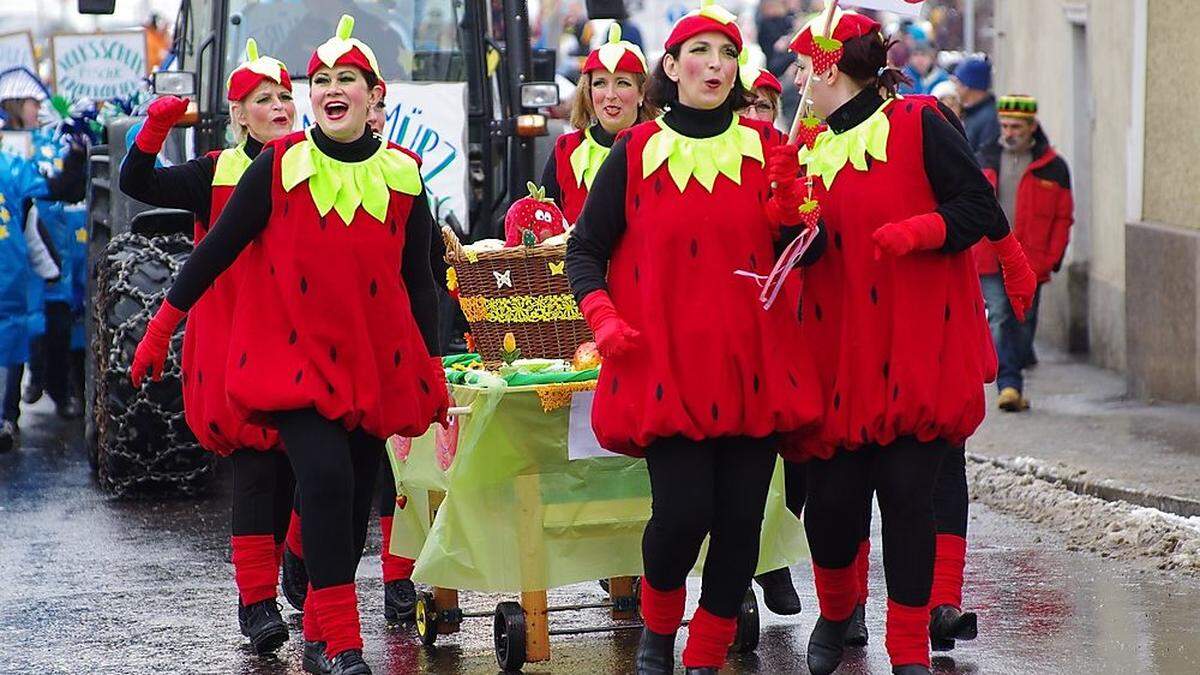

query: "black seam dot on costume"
left=834, top=232, right=843, bottom=250
left=327, top=383, right=335, bottom=395
left=283, top=200, right=289, bottom=216
left=690, top=240, right=698, bottom=257
left=788, top=372, right=798, bottom=388
left=815, top=303, right=823, bottom=321
left=370, top=280, right=378, bottom=297
left=269, top=264, right=275, bottom=276
left=796, top=299, right=804, bottom=323
left=654, top=177, right=662, bottom=194
left=753, top=374, right=760, bottom=393
left=634, top=194, right=640, bottom=210
left=945, top=304, right=952, bottom=321
left=208, top=422, right=219, bottom=435
left=833, top=392, right=840, bottom=410
left=300, top=277, right=308, bottom=294
left=198, top=371, right=204, bottom=384
left=870, top=286, right=878, bottom=304
left=634, top=266, right=640, bottom=284
left=289, top=330, right=298, bottom=345
left=394, top=350, right=402, bottom=367
left=238, top=353, right=247, bottom=368
left=329, top=346, right=338, bottom=363
left=419, top=378, right=430, bottom=394
left=611, top=378, right=619, bottom=394
left=390, top=222, right=398, bottom=236
left=295, top=370, right=304, bottom=384
left=655, top=383, right=664, bottom=401
left=319, top=215, right=327, bottom=230
left=893, top=384, right=900, bottom=401
left=711, top=403, right=719, bottom=421
left=749, top=253, right=757, bottom=270
left=906, top=103, right=914, bottom=113
left=882, top=361, right=890, bottom=379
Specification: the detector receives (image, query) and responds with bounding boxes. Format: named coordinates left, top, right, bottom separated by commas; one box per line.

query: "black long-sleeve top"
left=540, top=123, right=616, bottom=206
left=566, top=101, right=827, bottom=303
left=823, top=89, right=1009, bottom=252
left=120, top=136, right=264, bottom=226
left=160, top=127, right=440, bottom=354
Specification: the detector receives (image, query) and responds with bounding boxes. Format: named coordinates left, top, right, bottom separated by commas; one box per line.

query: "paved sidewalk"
left=970, top=345, right=1200, bottom=513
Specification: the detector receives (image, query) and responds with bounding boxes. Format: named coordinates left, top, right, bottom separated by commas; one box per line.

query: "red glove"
left=135, top=96, right=190, bottom=153
left=765, top=144, right=805, bottom=230
left=991, top=233, right=1037, bottom=322
left=130, top=301, right=186, bottom=388
left=872, top=212, right=947, bottom=259
left=579, top=291, right=640, bottom=359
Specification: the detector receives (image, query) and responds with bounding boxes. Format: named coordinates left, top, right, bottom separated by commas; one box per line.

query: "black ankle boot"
left=753, top=567, right=802, bottom=615
left=238, top=599, right=288, bottom=655
left=329, top=649, right=371, bottom=675
left=281, top=547, right=309, bottom=611
left=383, top=578, right=416, bottom=623
left=893, top=665, right=932, bottom=675
left=844, top=603, right=868, bottom=646
left=635, top=627, right=676, bottom=675
left=303, top=640, right=332, bottom=674
left=928, top=604, right=977, bottom=652
left=807, top=615, right=853, bottom=675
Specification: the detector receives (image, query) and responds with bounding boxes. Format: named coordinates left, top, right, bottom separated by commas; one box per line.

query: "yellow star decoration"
left=0, top=225, right=9, bottom=240
left=75, top=227, right=88, bottom=243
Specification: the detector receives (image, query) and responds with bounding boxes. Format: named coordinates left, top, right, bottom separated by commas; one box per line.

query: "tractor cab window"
left=225, top=0, right=465, bottom=86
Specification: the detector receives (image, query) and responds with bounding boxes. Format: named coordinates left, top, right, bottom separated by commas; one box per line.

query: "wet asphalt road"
left=3, top=402, right=1200, bottom=675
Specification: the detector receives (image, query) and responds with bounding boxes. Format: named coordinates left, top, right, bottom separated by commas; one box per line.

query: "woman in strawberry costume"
left=566, top=3, right=824, bottom=673
left=130, top=16, right=448, bottom=675
left=541, top=24, right=654, bottom=224
left=781, top=10, right=1035, bottom=675
left=737, top=62, right=783, bottom=125
left=120, top=39, right=298, bottom=656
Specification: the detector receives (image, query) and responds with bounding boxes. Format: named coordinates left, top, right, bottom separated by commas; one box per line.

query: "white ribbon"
left=734, top=225, right=821, bottom=310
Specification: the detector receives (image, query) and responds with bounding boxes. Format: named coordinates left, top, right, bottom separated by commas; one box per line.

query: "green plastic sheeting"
left=387, top=381, right=807, bottom=593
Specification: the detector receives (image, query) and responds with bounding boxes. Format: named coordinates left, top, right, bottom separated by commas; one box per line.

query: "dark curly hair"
left=837, top=30, right=911, bottom=97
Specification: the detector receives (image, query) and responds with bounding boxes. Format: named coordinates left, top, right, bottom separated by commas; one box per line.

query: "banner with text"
left=291, top=81, right=469, bottom=229
left=51, top=31, right=148, bottom=101
left=0, top=32, right=36, bottom=73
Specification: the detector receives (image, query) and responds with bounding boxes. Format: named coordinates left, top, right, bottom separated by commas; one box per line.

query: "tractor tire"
left=91, top=232, right=212, bottom=496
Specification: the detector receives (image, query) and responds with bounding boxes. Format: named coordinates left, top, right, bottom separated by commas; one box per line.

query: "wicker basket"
left=442, top=226, right=593, bottom=365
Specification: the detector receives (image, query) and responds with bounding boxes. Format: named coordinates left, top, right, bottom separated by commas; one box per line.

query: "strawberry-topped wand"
left=788, top=0, right=840, bottom=145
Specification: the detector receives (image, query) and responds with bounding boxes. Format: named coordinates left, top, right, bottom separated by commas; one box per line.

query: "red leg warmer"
left=312, top=583, right=363, bottom=659
left=302, top=583, right=322, bottom=641
left=885, top=599, right=931, bottom=668
left=286, top=508, right=304, bottom=558
left=812, top=563, right=858, bottom=621
left=855, top=538, right=871, bottom=604
left=929, top=533, right=966, bottom=610
left=640, top=577, right=686, bottom=635
left=231, top=534, right=279, bottom=605
left=379, top=515, right=415, bottom=582
left=681, top=607, right=737, bottom=669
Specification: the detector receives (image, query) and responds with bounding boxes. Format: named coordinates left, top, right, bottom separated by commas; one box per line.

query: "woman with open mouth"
left=130, top=16, right=448, bottom=675
left=121, top=39, right=300, bottom=659
left=540, top=23, right=655, bottom=224
left=566, top=2, right=826, bottom=672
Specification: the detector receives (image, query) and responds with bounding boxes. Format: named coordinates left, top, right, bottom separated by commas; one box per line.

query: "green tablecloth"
left=387, top=380, right=807, bottom=593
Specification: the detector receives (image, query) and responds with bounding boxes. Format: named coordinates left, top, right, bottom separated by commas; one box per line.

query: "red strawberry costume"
left=566, top=4, right=827, bottom=670
left=120, top=38, right=298, bottom=655
left=784, top=13, right=1010, bottom=674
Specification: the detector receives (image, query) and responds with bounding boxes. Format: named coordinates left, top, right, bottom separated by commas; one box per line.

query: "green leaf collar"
left=797, top=97, right=892, bottom=188
left=212, top=144, right=252, bottom=187
left=568, top=128, right=611, bottom=189
left=641, top=116, right=764, bottom=193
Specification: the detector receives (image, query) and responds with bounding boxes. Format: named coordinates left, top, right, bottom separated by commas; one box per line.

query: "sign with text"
left=0, top=32, right=36, bottom=73
left=51, top=31, right=148, bottom=101
left=292, top=81, right=468, bottom=229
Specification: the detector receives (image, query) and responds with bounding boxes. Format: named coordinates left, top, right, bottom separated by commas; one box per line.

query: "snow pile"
left=967, top=459, right=1200, bottom=573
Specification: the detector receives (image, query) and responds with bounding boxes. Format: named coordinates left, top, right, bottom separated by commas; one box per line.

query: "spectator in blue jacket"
left=953, top=56, right=1000, bottom=154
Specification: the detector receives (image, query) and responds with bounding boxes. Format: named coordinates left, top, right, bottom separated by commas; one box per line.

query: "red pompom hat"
left=307, top=14, right=383, bottom=80
left=788, top=7, right=880, bottom=61
left=582, top=23, right=648, bottom=74
left=665, top=0, right=743, bottom=52
left=226, top=38, right=292, bottom=102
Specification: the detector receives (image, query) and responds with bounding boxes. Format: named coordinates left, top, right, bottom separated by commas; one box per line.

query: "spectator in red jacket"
left=972, top=95, right=1073, bottom=412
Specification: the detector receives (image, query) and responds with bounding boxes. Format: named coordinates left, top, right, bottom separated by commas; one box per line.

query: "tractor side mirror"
left=152, top=71, right=196, bottom=97
left=77, top=0, right=117, bottom=14
left=585, top=0, right=627, bottom=20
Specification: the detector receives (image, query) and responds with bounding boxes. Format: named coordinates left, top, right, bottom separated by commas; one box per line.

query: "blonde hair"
left=228, top=101, right=250, bottom=145
left=569, top=70, right=657, bottom=131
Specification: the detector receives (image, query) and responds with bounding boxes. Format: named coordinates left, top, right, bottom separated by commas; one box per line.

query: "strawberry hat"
left=665, top=0, right=743, bottom=52
left=227, top=38, right=292, bottom=102
left=788, top=7, right=880, bottom=73
left=307, top=14, right=383, bottom=80
left=582, top=23, right=648, bottom=75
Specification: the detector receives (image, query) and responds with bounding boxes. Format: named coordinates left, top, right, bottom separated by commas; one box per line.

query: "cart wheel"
left=493, top=601, right=527, bottom=672
left=415, top=591, right=439, bottom=646
left=730, top=588, right=760, bottom=653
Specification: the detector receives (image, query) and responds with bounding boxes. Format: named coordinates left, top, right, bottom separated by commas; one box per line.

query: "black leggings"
left=274, top=409, right=384, bottom=590
left=933, top=446, right=968, bottom=538
left=642, top=435, right=778, bottom=618
left=377, top=453, right=396, bottom=518
left=230, top=449, right=295, bottom=541
left=803, top=438, right=948, bottom=607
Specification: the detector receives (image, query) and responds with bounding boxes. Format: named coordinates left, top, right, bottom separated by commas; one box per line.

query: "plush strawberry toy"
left=504, top=181, right=567, bottom=247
